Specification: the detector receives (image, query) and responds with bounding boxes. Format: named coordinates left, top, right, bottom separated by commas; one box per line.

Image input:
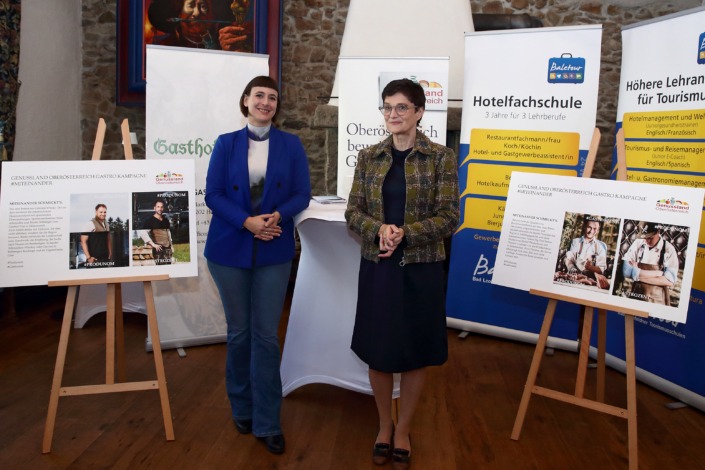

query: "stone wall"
left=81, top=0, right=701, bottom=182
left=279, top=0, right=348, bottom=194
left=82, top=0, right=146, bottom=160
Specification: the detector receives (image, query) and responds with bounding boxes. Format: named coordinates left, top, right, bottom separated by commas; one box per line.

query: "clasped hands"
left=378, top=223, right=404, bottom=258
left=245, top=212, right=282, bottom=241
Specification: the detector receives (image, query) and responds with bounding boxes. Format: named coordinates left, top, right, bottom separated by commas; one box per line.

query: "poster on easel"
left=493, top=172, right=703, bottom=324
left=610, top=6, right=705, bottom=410
left=0, top=159, right=197, bottom=287
left=445, top=25, right=602, bottom=346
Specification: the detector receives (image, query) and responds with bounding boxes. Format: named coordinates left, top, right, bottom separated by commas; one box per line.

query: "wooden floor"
left=1, top=286, right=705, bottom=470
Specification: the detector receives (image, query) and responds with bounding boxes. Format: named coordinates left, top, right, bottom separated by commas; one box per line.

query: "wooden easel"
left=511, top=290, right=647, bottom=469
left=42, top=119, right=175, bottom=453
left=511, top=128, right=643, bottom=469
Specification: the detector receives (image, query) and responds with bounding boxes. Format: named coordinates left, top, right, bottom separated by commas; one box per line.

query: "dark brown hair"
left=239, top=75, right=280, bottom=121
left=381, top=78, right=426, bottom=125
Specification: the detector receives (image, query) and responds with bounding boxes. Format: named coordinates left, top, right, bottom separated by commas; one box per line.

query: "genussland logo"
left=698, top=32, right=705, bottom=65
left=656, top=197, right=690, bottom=213
left=418, top=79, right=444, bottom=105
left=156, top=171, right=184, bottom=184
left=547, top=53, right=585, bottom=84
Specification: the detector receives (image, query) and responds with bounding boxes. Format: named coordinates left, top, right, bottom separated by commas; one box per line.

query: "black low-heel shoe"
left=372, top=425, right=395, bottom=465
left=392, top=448, right=411, bottom=470
left=372, top=441, right=392, bottom=465
left=258, top=434, right=286, bottom=454
left=392, top=436, right=411, bottom=470
left=234, top=418, right=252, bottom=435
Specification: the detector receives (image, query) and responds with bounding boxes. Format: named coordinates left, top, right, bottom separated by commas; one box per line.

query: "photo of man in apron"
left=622, top=222, right=679, bottom=305
left=140, top=199, right=173, bottom=265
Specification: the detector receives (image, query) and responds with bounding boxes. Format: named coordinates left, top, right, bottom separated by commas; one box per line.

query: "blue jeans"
left=208, top=259, right=291, bottom=437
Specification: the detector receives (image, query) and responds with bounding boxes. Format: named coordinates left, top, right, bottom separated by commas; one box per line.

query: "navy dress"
left=351, top=147, right=448, bottom=373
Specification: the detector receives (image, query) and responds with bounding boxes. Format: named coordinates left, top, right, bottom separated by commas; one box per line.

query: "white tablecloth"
left=281, top=201, right=400, bottom=396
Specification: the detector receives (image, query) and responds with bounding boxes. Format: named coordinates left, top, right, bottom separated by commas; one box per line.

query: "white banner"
left=0, top=159, right=197, bottom=287
left=460, top=25, right=603, bottom=158
left=144, top=45, right=269, bottom=348
left=337, top=57, right=450, bottom=198
left=617, top=9, right=705, bottom=121
left=493, top=172, right=703, bottom=323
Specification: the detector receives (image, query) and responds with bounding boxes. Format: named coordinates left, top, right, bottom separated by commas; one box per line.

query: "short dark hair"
left=239, top=75, right=280, bottom=121
left=154, top=199, right=165, bottom=208
left=95, top=204, right=107, bottom=211
left=381, top=78, right=426, bottom=125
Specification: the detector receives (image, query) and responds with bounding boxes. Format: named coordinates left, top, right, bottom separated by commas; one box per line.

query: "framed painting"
left=117, top=0, right=282, bottom=106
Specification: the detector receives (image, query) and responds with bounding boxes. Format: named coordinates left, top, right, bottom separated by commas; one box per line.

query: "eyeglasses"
left=378, top=104, right=418, bottom=116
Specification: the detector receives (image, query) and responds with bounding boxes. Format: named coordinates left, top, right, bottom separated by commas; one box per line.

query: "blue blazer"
left=204, top=126, right=311, bottom=268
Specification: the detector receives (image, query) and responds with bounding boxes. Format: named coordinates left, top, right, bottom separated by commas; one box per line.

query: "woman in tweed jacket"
left=345, top=78, right=459, bottom=469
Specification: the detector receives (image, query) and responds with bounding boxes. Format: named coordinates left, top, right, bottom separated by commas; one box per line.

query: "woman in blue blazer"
left=205, top=75, right=311, bottom=454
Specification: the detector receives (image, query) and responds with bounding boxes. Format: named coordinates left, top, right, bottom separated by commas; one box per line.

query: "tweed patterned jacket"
left=345, top=132, right=459, bottom=264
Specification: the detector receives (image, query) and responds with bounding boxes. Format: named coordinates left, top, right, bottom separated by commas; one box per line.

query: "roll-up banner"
left=142, top=46, right=269, bottom=349
left=337, top=57, right=450, bottom=199
left=610, top=7, right=705, bottom=410
left=446, top=26, right=602, bottom=347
